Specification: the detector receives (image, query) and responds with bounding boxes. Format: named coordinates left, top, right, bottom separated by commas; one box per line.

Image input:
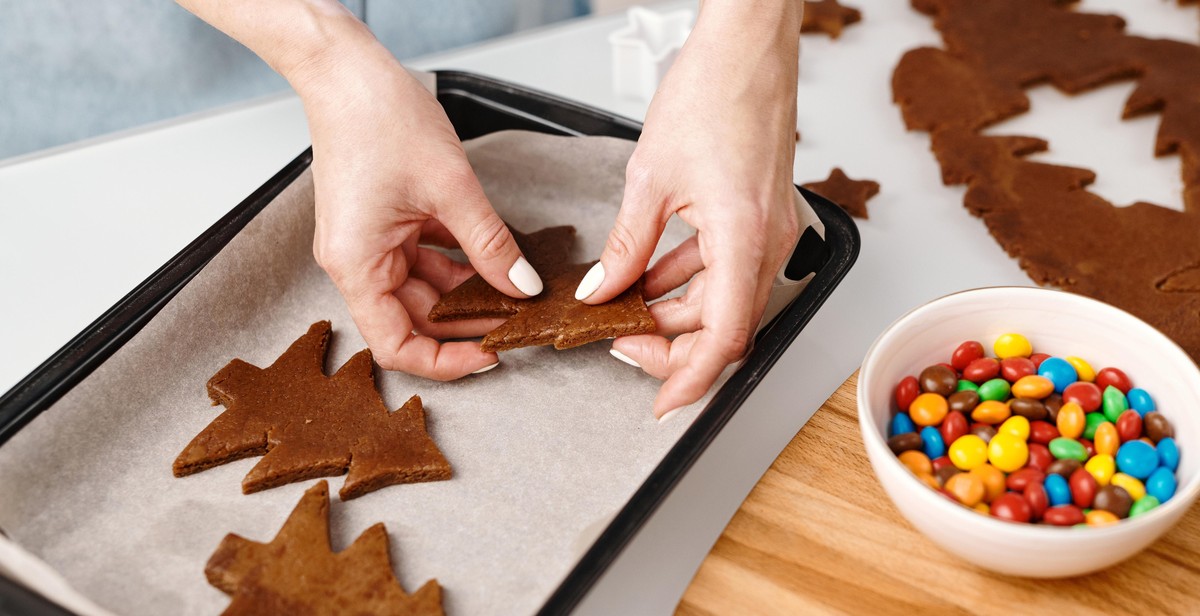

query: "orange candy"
left=1011, top=375, right=1055, bottom=399
left=969, top=464, right=1007, bottom=503
left=1085, top=509, right=1120, bottom=527
left=899, top=450, right=933, bottom=476
left=971, top=400, right=1011, bottom=424
left=910, top=393, right=949, bottom=427
left=1094, top=422, right=1120, bottom=457
left=1056, top=401, right=1086, bottom=439
left=945, top=472, right=986, bottom=507
left=917, top=473, right=940, bottom=490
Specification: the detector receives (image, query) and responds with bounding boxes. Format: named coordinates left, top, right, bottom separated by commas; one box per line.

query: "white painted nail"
left=508, top=256, right=544, bottom=296
left=657, top=408, right=682, bottom=424
left=609, top=348, right=641, bottom=368
left=574, top=262, right=605, bottom=300
left=472, top=362, right=500, bottom=374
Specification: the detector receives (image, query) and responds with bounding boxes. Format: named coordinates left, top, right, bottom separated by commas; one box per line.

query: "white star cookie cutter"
left=609, top=6, right=694, bottom=101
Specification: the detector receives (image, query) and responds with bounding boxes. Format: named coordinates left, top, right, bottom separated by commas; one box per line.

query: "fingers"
left=418, top=220, right=460, bottom=249
left=396, top=276, right=506, bottom=339
left=410, top=247, right=477, bottom=293
left=644, top=235, right=702, bottom=300
left=434, top=171, right=543, bottom=298
left=576, top=166, right=668, bottom=304
left=647, top=272, right=705, bottom=336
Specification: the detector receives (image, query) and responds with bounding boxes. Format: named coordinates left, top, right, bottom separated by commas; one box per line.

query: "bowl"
left=858, top=286, right=1200, bottom=577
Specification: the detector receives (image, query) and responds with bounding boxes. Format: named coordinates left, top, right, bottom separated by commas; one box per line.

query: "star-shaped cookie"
left=803, top=168, right=881, bottom=219
left=801, top=0, right=863, bottom=39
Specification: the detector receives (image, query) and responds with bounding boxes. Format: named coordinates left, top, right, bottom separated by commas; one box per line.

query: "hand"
left=575, top=3, right=803, bottom=418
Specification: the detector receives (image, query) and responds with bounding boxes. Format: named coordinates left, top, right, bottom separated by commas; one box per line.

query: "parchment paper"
left=0, top=132, right=739, bottom=615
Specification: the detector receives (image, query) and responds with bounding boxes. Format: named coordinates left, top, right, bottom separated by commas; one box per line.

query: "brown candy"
left=1044, top=394, right=1064, bottom=423
left=970, top=424, right=997, bottom=443
left=920, top=364, right=959, bottom=397
left=1010, top=397, right=1048, bottom=421
left=935, top=465, right=961, bottom=488
left=1094, top=485, right=1134, bottom=519
left=888, top=432, right=924, bottom=455
left=947, top=390, right=981, bottom=414
left=1144, top=412, right=1175, bottom=443
left=1047, top=458, right=1083, bottom=478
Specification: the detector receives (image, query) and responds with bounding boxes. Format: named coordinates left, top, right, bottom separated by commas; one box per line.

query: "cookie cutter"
left=609, top=6, right=694, bottom=101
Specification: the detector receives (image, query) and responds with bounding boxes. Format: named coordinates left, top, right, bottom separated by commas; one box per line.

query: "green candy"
left=1083, top=412, right=1110, bottom=440
left=978, top=378, right=1011, bottom=402
left=1130, top=495, right=1161, bottom=518
left=1102, top=385, right=1129, bottom=423
left=957, top=379, right=980, bottom=392
left=1049, top=437, right=1089, bottom=462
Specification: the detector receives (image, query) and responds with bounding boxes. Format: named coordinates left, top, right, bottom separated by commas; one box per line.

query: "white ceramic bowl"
left=858, top=287, right=1200, bottom=577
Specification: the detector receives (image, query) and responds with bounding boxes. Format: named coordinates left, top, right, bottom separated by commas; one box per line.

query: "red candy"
left=937, top=362, right=957, bottom=375
left=1007, top=467, right=1045, bottom=492
left=895, top=376, right=919, bottom=412
left=1080, top=438, right=1095, bottom=458
left=1070, top=468, right=1097, bottom=508
left=940, top=411, right=969, bottom=446
left=991, top=492, right=1033, bottom=523
left=1062, top=382, right=1102, bottom=413
left=951, top=340, right=985, bottom=372
left=931, top=456, right=955, bottom=473
left=1027, top=443, right=1052, bottom=472
left=1029, top=353, right=1051, bottom=369
left=1024, top=483, right=1049, bottom=521
left=1095, top=367, right=1132, bottom=394
left=963, top=357, right=1000, bottom=383
left=1043, top=505, right=1085, bottom=526
left=1029, top=421, right=1060, bottom=445
left=1116, top=410, right=1143, bottom=443
left=1000, top=357, right=1036, bottom=382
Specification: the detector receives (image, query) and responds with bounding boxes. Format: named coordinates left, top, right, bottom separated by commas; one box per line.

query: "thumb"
left=437, top=177, right=543, bottom=299
left=576, top=176, right=666, bottom=304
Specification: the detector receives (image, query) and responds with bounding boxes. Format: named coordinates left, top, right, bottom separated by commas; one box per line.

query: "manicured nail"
left=575, top=262, right=605, bottom=300
left=508, top=256, right=544, bottom=296
left=472, top=362, right=500, bottom=374
left=610, top=348, right=640, bottom=368
left=657, top=408, right=682, bottom=424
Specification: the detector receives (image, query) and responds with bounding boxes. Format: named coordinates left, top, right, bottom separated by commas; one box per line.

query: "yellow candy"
left=1065, top=356, right=1096, bottom=382
left=949, top=435, right=989, bottom=471
left=973, top=503, right=991, bottom=515
left=1056, top=401, right=1086, bottom=439
left=988, top=433, right=1029, bottom=473
left=1085, top=454, right=1116, bottom=486
left=909, top=393, right=949, bottom=427
left=993, top=333, right=1032, bottom=359
left=1094, top=422, right=1120, bottom=457
left=946, top=473, right=986, bottom=507
left=899, top=450, right=933, bottom=476
left=1111, top=473, right=1147, bottom=501
left=971, top=400, right=1012, bottom=424
left=969, top=464, right=1007, bottom=503
left=1011, top=375, right=1054, bottom=399
left=999, top=416, right=1031, bottom=441
left=1086, top=509, right=1120, bottom=527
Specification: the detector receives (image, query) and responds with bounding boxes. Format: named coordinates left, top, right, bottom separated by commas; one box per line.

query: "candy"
left=1093, top=485, right=1133, bottom=518
left=999, top=416, right=1031, bottom=441
left=931, top=456, right=955, bottom=473
left=1045, top=473, right=1072, bottom=507
left=1065, top=356, right=1096, bottom=382
left=1047, top=458, right=1083, bottom=477
left=951, top=340, right=985, bottom=371
left=1111, top=473, right=1146, bottom=501
left=970, top=423, right=998, bottom=443
left=935, top=465, right=961, bottom=487
left=1070, top=468, right=1098, bottom=508
left=917, top=473, right=940, bottom=489
left=1043, top=394, right=1064, bottom=423
left=1029, top=353, right=1050, bottom=369
left=1115, top=410, right=1143, bottom=444
left=993, top=333, right=1032, bottom=359
left=1062, top=382, right=1102, bottom=413
left=1043, top=505, right=1084, bottom=526
left=1029, top=421, right=1060, bottom=445
left=971, top=400, right=1011, bottom=424
left=1006, top=467, right=1045, bottom=492
left=1116, top=440, right=1158, bottom=479
left=1093, top=422, right=1119, bottom=458
left=1037, top=357, right=1078, bottom=393
left=956, top=379, right=979, bottom=392
left=1085, top=510, right=1119, bottom=526
left=970, top=464, right=1007, bottom=502
left=963, top=357, right=1000, bottom=383
left=1056, top=402, right=1085, bottom=439
left=909, top=393, right=949, bottom=427
left=1130, top=495, right=1161, bottom=518
left=1049, top=437, right=1088, bottom=462
left=1024, top=483, right=1049, bottom=521
left=1027, top=443, right=1052, bottom=472
left=973, top=503, right=991, bottom=515
left=889, top=413, right=916, bottom=438
left=1082, top=412, right=1108, bottom=440
left=947, top=391, right=980, bottom=414
left=1144, top=412, right=1175, bottom=443
left=1158, top=437, right=1180, bottom=471
left=1080, top=438, right=1095, bottom=458
left=1010, top=375, right=1053, bottom=400
left=1126, top=388, right=1155, bottom=414
left=1000, top=357, right=1036, bottom=382
left=990, top=492, right=1032, bottom=522
left=949, top=435, right=989, bottom=470
left=978, top=378, right=1012, bottom=402
left=1010, top=397, right=1048, bottom=421
left=945, top=473, right=986, bottom=507
left=939, top=411, right=969, bottom=446
left=1095, top=367, right=1132, bottom=394
left=1084, top=454, right=1115, bottom=486
left=1101, top=386, right=1129, bottom=423
left=895, top=376, right=920, bottom=412
left=1146, top=467, right=1177, bottom=503
left=988, top=433, right=1029, bottom=472
left=899, top=450, right=933, bottom=475
left=888, top=433, right=924, bottom=455
left=919, top=365, right=958, bottom=397
left=921, top=426, right=947, bottom=459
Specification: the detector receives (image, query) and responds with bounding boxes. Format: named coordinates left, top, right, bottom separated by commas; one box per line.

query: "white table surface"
left=0, top=1, right=1195, bottom=613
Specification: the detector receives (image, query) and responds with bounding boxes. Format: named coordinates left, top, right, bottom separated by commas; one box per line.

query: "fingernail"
left=657, top=408, right=682, bottom=424
left=609, top=348, right=640, bottom=368
left=508, top=257, right=544, bottom=296
left=575, top=262, right=605, bottom=300
left=472, top=362, right=500, bottom=374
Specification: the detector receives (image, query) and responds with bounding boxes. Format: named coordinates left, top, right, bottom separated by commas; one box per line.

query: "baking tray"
left=0, top=71, right=859, bottom=615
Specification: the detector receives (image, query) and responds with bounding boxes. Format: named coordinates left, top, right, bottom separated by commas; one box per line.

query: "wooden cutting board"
left=676, top=372, right=1200, bottom=615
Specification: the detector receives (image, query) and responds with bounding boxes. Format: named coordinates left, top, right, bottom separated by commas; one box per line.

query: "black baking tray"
left=0, top=71, right=859, bottom=615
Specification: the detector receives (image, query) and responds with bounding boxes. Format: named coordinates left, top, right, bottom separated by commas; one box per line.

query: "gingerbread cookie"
left=174, top=321, right=452, bottom=500
left=801, top=0, right=863, bottom=39
left=428, top=226, right=656, bottom=352
left=206, top=481, right=444, bottom=615
left=802, top=168, right=881, bottom=219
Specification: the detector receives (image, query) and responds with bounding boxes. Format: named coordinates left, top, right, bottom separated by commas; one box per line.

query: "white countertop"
left=1, top=1, right=1195, bottom=613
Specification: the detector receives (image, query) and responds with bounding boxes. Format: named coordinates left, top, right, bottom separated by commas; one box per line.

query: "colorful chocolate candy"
left=888, top=334, right=1182, bottom=526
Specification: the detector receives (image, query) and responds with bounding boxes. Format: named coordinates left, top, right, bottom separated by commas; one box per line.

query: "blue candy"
left=921, top=426, right=946, bottom=459
left=1126, top=388, right=1156, bottom=415
left=890, top=413, right=916, bottom=437
left=1045, top=473, right=1071, bottom=507
left=1038, top=357, right=1078, bottom=394
left=1146, top=466, right=1177, bottom=503
left=1116, top=440, right=1159, bottom=480
left=1158, top=437, right=1180, bottom=471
